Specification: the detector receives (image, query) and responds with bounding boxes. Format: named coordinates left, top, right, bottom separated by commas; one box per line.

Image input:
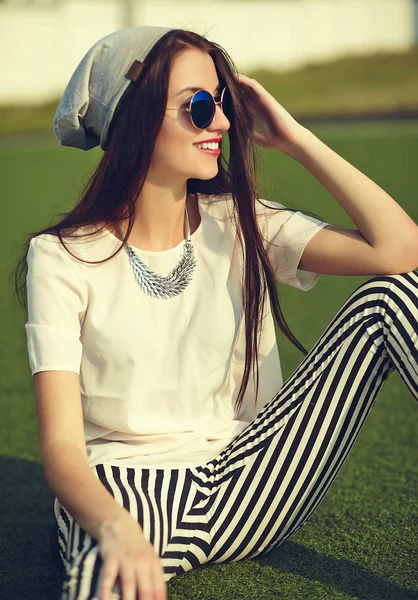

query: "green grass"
left=251, top=48, right=418, bottom=117
left=1, top=47, right=418, bottom=135
left=1, top=122, right=417, bottom=599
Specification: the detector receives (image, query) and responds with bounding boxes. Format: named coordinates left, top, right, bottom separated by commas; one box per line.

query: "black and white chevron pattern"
left=56, top=270, right=418, bottom=599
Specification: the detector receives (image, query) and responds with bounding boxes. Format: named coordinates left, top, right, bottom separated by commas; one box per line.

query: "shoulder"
left=254, top=197, right=288, bottom=218
left=29, top=224, right=107, bottom=265
left=198, top=192, right=234, bottom=222
left=201, top=193, right=287, bottom=216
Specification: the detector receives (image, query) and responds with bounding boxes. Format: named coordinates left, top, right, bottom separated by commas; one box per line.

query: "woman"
left=15, top=25, right=418, bottom=600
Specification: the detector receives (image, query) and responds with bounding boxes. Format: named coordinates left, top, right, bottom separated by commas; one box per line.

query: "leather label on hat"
left=125, top=60, right=144, bottom=82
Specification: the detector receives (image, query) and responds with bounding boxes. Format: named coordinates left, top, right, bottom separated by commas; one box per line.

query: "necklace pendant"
left=118, top=204, right=197, bottom=299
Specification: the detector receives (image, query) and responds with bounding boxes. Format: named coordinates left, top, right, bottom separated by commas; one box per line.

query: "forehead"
left=168, top=49, right=219, bottom=94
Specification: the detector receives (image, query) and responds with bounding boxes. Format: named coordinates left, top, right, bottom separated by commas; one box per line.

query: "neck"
left=109, top=190, right=200, bottom=252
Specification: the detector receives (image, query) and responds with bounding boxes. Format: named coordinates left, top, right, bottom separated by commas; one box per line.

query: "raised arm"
left=235, top=73, right=418, bottom=276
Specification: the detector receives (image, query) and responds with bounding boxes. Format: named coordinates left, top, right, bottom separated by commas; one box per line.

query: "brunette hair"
left=11, top=29, right=323, bottom=414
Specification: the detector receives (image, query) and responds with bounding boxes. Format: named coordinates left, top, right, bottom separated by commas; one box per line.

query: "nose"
left=208, top=103, right=230, bottom=133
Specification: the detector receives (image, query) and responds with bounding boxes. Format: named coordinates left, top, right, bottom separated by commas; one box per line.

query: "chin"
left=195, top=167, right=219, bottom=180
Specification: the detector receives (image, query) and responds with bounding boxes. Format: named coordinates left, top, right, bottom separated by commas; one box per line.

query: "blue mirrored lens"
left=190, top=90, right=215, bottom=128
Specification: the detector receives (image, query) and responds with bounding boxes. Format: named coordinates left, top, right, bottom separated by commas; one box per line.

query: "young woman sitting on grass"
left=13, top=25, right=418, bottom=600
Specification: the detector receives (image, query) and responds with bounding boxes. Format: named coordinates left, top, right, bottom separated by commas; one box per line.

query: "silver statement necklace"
left=116, top=205, right=197, bottom=299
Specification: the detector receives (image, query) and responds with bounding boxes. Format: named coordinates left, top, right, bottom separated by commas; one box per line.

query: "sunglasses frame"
left=166, top=87, right=228, bottom=129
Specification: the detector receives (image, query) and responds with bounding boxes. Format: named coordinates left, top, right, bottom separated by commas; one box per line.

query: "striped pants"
left=57, top=271, right=418, bottom=599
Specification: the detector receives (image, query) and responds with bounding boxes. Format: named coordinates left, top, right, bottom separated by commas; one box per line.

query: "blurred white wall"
left=0, top=0, right=414, bottom=105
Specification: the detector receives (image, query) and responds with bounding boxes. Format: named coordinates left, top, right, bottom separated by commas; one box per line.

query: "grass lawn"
left=1, top=121, right=417, bottom=599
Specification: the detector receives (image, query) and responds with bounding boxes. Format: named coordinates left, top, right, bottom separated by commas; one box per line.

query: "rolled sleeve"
left=256, top=199, right=330, bottom=291
left=25, top=235, right=87, bottom=376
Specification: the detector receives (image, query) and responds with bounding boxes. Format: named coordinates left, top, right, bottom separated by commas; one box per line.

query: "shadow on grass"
left=0, top=455, right=415, bottom=600
left=0, top=455, right=63, bottom=599
left=253, top=542, right=416, bottom=600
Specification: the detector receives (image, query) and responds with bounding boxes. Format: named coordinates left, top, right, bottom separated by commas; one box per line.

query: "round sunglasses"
left=166, top=87, right=232, bottom=129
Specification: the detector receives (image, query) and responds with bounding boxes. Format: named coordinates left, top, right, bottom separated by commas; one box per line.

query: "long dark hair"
left=11, top=29, right=323, bottom=414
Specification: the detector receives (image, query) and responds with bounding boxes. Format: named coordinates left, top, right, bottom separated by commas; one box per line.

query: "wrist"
left=283, top=126, right=317, bottom=161
left=98, top=512, right=142, bottom=541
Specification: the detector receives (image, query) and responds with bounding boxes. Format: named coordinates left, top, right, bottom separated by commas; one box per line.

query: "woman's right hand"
left=98, top=515, right=167, bottom=600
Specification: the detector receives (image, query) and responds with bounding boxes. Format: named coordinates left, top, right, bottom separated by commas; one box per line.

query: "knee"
left=354, top=270, right=418, bottom=294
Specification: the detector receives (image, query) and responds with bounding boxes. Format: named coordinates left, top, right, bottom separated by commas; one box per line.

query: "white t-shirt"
left=25, top=193, right=329, bottom=470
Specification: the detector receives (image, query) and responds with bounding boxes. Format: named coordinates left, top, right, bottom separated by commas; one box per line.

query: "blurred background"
left=1, top=0, right=418, bottom=132
left=1, top=2, right=418, bottom=599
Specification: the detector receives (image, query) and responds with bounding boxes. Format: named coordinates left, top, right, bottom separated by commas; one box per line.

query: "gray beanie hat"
left=53, top=26, right=176, bottom=151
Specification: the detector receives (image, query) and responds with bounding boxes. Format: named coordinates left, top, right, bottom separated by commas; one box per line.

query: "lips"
left=194, top=145, right=221, bottom=156
left=193, top=137, right=222, bottom=145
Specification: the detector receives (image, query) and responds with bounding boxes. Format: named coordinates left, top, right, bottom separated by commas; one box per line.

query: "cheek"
left=156, top=120, right=194, bottom=154
left=153, top=132, right=197, bottom=166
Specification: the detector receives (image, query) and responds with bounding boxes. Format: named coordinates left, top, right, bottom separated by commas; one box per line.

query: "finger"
left=237, top=73, right=256, bottom=82
left=235, top=74, right=262, bottom=95
left=99, top=556, right=119, bottom=600
left=235, top=73, right=256, bottom=85
left=136, top=560, right=156, bottom=600
left=235, top=79, right=260, bottom=106
left=119, top=560, right=137, bottom=600
left=234, top=73, right=251, bottom=92
left=151, top=560, right=168, bottom=600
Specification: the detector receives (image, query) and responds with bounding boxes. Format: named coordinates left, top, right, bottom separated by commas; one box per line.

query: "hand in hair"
left=234, top=73, right=307, bottom=155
